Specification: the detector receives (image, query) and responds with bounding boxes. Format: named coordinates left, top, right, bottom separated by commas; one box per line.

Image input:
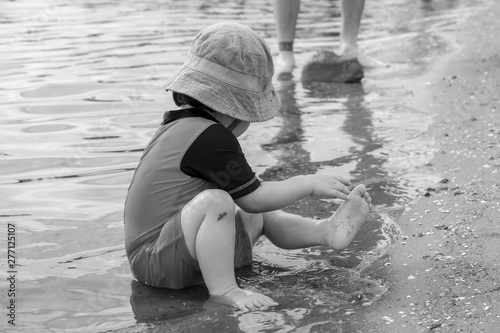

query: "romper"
left=124, top=108, right=260, bottom=288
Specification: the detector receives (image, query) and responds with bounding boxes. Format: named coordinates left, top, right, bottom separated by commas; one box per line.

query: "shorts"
left=128, top=210, right=253, bottom=289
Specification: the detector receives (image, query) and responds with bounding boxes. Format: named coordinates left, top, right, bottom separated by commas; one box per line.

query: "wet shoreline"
left=354, top=1, right=500, bottom=331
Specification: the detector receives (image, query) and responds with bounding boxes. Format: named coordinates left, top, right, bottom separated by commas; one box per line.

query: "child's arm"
left=235, top=174, right=352, bottom=213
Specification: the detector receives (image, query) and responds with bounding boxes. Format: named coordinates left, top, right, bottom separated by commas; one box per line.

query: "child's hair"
left=173, top=92, right=214, bottom=113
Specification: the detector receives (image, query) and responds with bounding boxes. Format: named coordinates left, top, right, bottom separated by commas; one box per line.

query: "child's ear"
left=172, top=92, right=183, bottom=107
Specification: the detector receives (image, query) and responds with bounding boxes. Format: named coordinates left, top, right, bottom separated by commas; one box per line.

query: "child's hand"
left=310, top=174, right=352, bottom=200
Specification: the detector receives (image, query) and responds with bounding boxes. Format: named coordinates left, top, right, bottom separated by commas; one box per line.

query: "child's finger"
left=337, top=184, right=351, bottom=195
left=332, top=190, right=349, bottom=200
left=333, top=175, right=352, bottom=187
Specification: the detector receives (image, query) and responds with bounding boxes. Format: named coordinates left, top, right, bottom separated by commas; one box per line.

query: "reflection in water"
left=130, top=280, right=208, bottom=323
left=301, top=81, right=398, bottom=206
left=261, top=80, right=313, bottom=177
left=256, top=79, right=399, bottom=273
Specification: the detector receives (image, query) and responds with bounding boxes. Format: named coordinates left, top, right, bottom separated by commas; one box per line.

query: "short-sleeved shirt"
left=124, top=108, right=260, bottom=257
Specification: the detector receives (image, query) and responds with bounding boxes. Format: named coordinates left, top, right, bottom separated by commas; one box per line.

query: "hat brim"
left=164, top=66, right=281, bottom=123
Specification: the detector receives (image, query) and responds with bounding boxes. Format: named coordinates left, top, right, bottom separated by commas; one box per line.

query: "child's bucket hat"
left=164, top=22, right=281, bottom=122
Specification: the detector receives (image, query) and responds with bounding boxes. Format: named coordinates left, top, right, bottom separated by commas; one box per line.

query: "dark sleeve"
left=180, top=124, right=260, bottom=199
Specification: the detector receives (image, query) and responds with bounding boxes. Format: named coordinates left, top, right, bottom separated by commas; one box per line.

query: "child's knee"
left=197, top=189, right=235, bottom=212
left=183, top=189, right=235, bottom=222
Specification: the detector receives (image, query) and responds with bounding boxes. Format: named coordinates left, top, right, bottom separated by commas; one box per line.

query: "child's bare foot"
left=323, top=184, right=371, bottom=250
left=276, top=51, right=295, bottom=80
left=210, top=287, right=278, bottom=311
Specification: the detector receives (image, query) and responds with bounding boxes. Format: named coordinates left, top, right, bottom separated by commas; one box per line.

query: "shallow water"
left=0, top=0, right=487, bottom=331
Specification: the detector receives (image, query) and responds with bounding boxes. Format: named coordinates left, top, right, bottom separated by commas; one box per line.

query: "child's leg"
left=180, top=189, right=277, bottom=311
left=258, top=184, right=371, bottom=251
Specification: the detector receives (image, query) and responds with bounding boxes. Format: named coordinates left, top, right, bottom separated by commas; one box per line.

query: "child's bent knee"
left=196, top=189, right=235, bottom=211
left=182, top=190, right=235, bottom=222
left=200, top=189, right=233, bottom=202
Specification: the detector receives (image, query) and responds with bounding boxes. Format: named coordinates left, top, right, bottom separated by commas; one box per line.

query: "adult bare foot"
left=276, top=51, right=295, bottom=80
left=323, top=184, right=371, bottom=250
left=355, top=52, right=388, bottom=68
left=210, top=287, right=278, bottom=311
left=340, top=47, right=388, bottom=68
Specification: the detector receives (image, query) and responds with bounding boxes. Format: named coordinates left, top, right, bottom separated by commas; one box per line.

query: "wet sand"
left=356, top=1, right=500, bottom=331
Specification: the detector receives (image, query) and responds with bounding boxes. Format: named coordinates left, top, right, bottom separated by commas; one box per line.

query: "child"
left=124, top=22, right=371, bottom=311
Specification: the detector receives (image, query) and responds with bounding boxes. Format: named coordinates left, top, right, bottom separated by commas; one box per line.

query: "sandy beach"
left=355, top=1, right=500, bottom=332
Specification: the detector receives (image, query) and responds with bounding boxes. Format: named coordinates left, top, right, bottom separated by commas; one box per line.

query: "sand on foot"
left=323, top=184, right=371, bottom=251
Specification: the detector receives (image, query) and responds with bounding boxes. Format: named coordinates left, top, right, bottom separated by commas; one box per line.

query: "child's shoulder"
left=163, top=108, right=218, bottom=126
left=159, top=109, right=225, bottom=142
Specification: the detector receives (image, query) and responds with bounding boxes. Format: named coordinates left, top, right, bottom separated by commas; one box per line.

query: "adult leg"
left=181, top=189, right=277, bottom=311
left=339, top=0, right=386, bottom=67
left=273, top=0, right=300, bottom=77
left=339, top=0, right=365, bottom=55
